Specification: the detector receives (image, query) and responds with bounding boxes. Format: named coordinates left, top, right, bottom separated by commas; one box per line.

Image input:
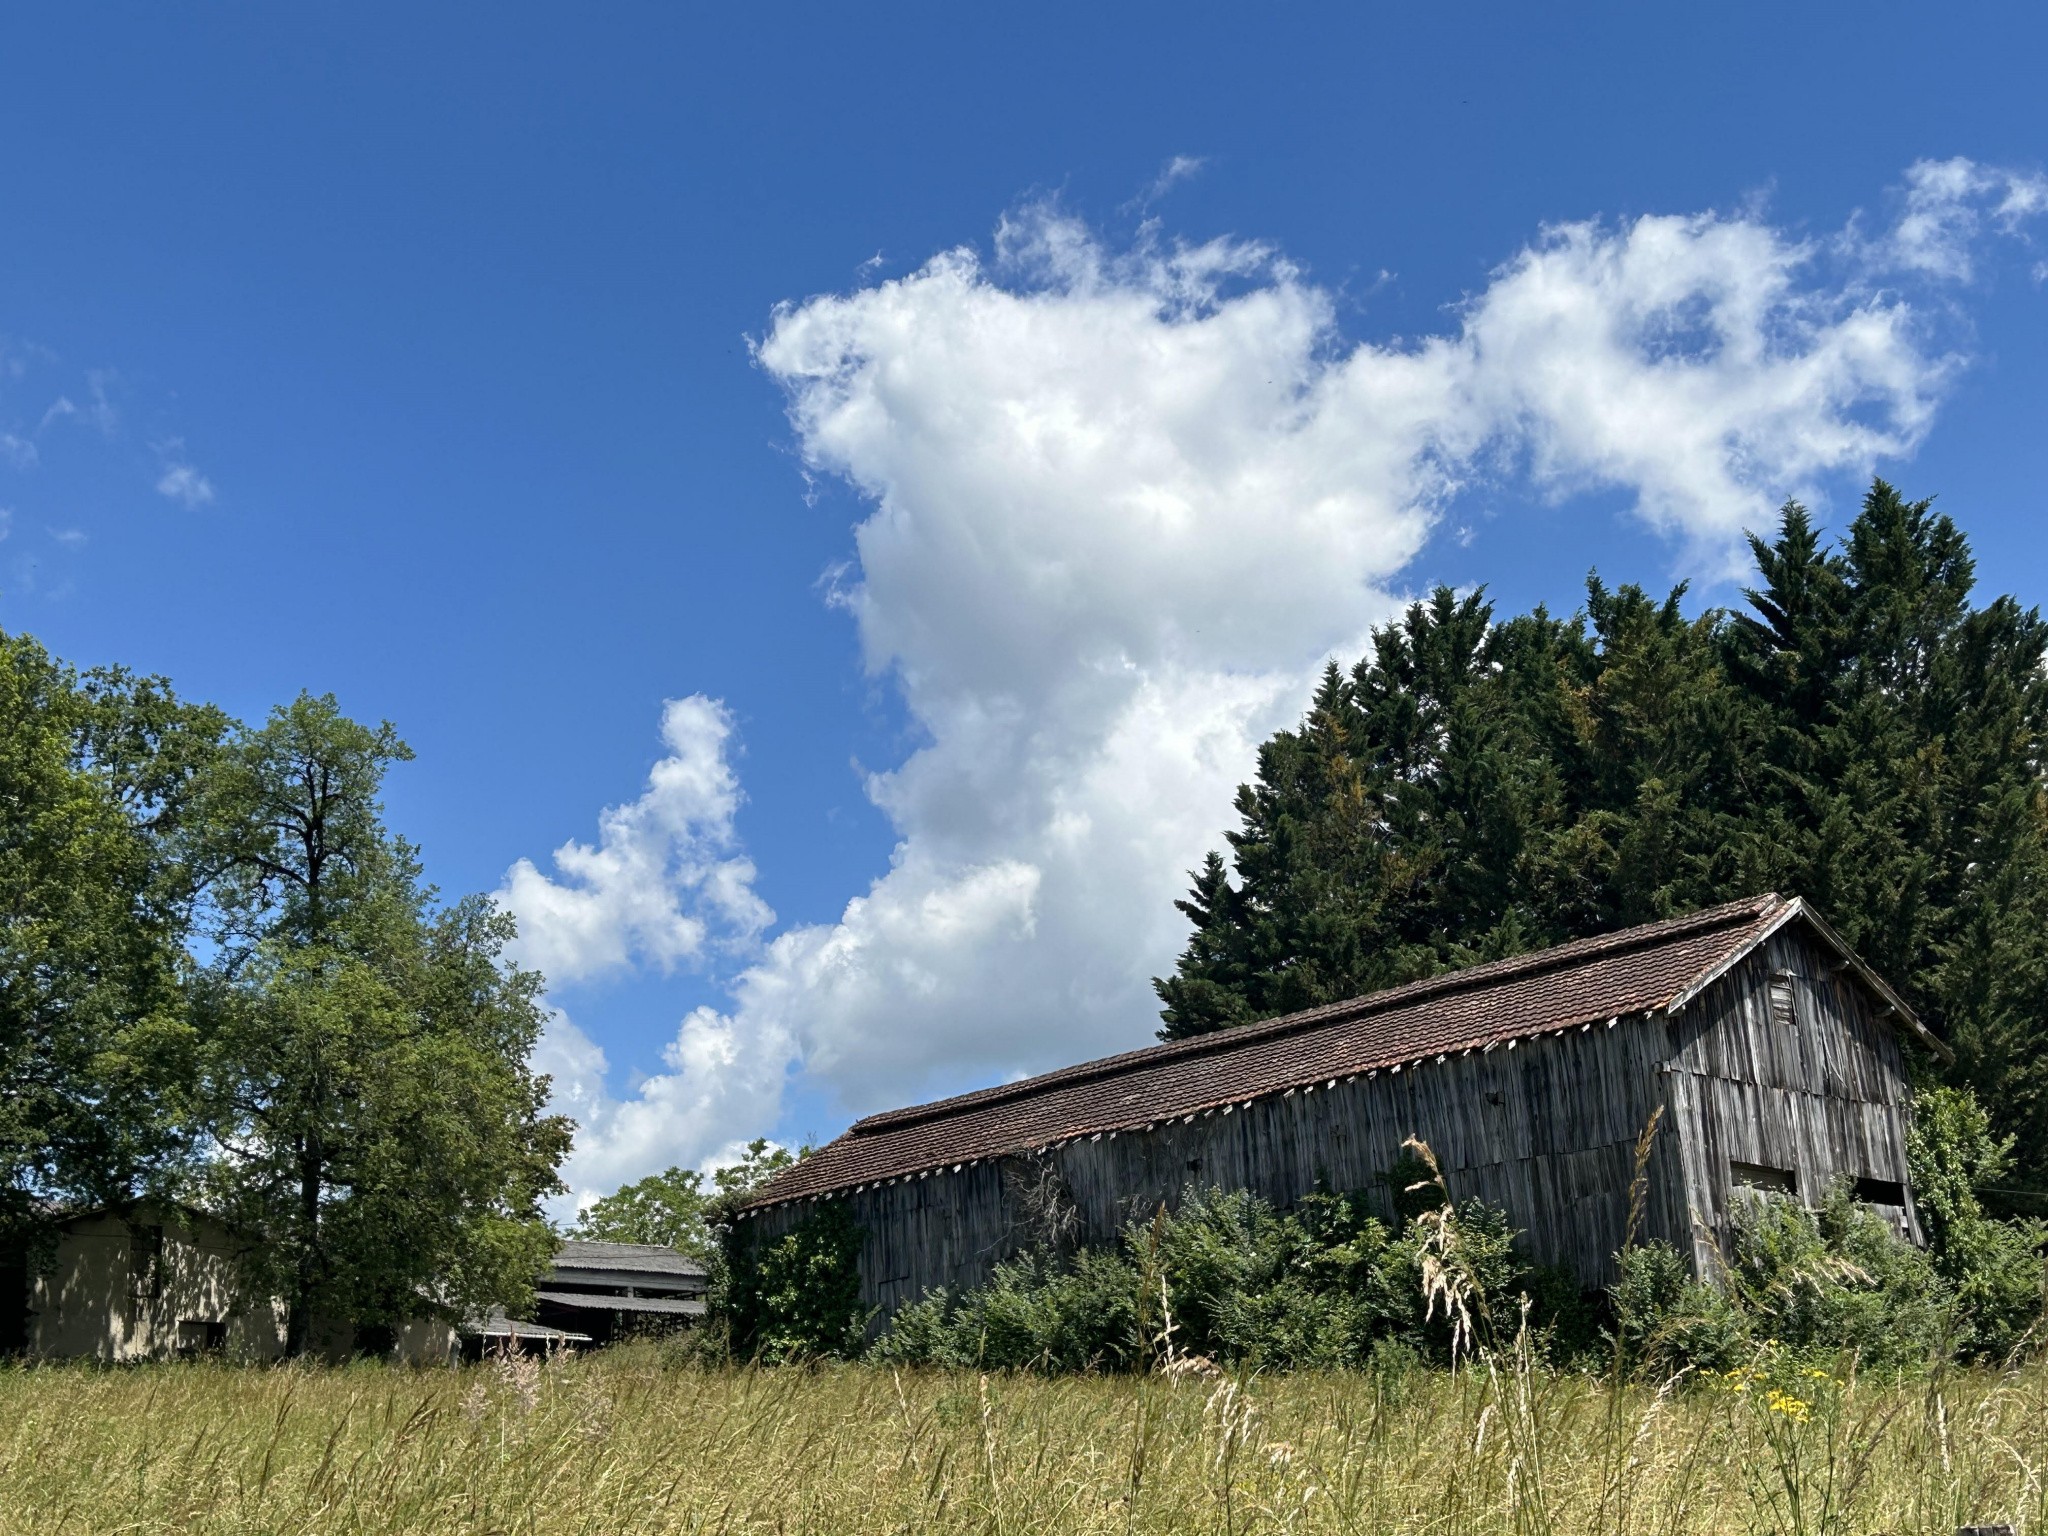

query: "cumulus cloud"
left=1462, top=212, right=1944, bottom=573
left=537, top=161, right=2037, bottom=1200
left=530, top=1001, right=796, bottom=1205
left=1883, top=157, right=2048, bottom=281
left=499, top=695, right=771, bottom=988
left=501, top=696, right=778, bottom=1199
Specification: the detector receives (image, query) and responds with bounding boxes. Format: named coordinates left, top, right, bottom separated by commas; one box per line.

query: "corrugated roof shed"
left=535, top=1290, right=708, bottom=1317
left=745, top=893, right=1941, bottom=1211
left=551, top=1241, right=707, bottom=1279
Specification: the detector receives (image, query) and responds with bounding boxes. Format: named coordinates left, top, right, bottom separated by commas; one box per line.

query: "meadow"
left=0, top=1346, right=2040, bottom=1536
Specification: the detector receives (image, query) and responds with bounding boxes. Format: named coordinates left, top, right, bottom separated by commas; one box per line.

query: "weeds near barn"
left=0, top=1347, right=2042, bottom=1535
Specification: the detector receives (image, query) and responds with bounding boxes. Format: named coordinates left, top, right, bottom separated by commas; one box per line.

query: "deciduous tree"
left=194, top=694, right=569, bottom=1353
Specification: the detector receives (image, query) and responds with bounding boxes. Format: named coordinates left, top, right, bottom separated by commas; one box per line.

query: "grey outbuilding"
left=741, top=894, right=1945, bottom=1320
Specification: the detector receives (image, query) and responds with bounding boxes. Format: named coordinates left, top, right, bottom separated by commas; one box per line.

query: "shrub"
left=1725, top=1185, right=1950, bottom=1371
left=723, top=1200, right=868, bottom=1360
left=1613, top=1182, right=2003, bottom=1376
left=1907, top=1084, right=2048, bottom=1360
left=872, top=1179, right=1590, bottom=1372
left=1611, top=1240, right=1746, bottom=1374
left=872, top=1248, right=1144, bottom=1371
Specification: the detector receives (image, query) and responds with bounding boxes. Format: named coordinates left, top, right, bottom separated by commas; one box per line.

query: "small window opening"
left=175, top=1318, right=226, bottom=1356
left=1768, top=974, right=1796, bottom=1030
left=1853, top=1176, right=1907, bottom=1207
left=1731, top=1161, right=1797, bottom=1195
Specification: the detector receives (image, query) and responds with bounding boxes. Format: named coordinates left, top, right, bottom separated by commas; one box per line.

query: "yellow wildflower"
left=1765, top=1390, right=1811, bottom=1423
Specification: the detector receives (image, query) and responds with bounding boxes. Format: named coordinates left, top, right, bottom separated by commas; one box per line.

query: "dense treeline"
left=0, top=633, right=567, bottom=1350
left=1157, top=482, right=2048, bottom=1189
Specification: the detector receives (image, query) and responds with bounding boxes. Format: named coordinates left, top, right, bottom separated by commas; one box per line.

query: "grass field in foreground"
left=0, top=1347, right=2041, bottom=1535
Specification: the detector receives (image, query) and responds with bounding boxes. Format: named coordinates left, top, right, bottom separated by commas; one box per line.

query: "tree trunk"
left=284, top=1140, right=322, bottom=1357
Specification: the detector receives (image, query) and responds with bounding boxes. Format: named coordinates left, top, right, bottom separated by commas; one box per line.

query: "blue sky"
left=3, top=5, right=2044, bottom=1200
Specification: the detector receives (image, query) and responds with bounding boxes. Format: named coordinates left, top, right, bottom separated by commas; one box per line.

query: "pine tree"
left=1157, top=482, right=2048, bottom=1184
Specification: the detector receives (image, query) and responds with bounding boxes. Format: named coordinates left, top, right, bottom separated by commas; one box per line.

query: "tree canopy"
left=1156, top=482, right=2048, bottom=1185
left=0, top=633, right=224, bottom=1245
left=573, top=1139, right=802, bottom=1263
left=192, top=695, right=570, bottom=1352
left=0, top=650, right=571, bottom=1353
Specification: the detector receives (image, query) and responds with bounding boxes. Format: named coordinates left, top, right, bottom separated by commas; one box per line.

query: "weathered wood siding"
left=1663, top=928, right=1921, bottom=1275
left=745, top=916, right=1926, bottom=1321
left=749, top=1010, right=1697, bottom=1318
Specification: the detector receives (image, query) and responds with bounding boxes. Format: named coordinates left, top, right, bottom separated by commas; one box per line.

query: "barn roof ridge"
left=743, top=893, right=1937, bottom=1213
left=844, top=893, right=1785, bottom=1139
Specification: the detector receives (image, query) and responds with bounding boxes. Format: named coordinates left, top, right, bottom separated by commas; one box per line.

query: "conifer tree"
left=1158, top=482, right=2048, bottom=1185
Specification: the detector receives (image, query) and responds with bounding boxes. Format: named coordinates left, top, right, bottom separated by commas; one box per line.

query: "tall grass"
left=0, top=1347, right=2040, bottom=1535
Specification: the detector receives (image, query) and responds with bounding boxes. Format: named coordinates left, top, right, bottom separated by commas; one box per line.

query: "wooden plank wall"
left=748, top=1006, right=1694, bottom=1319
left=1663, top=929, right=1922, bottom=1276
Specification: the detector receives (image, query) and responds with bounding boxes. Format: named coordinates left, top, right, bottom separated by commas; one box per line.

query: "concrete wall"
left=29, top=1208, right=287, bottom=1363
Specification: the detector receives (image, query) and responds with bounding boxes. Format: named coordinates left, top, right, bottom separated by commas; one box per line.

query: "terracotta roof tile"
left=745, top=894, right=1792, bottom=1209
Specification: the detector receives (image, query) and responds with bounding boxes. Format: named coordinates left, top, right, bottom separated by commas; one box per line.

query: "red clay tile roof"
left=743, top=894, right=1919, bottom=1210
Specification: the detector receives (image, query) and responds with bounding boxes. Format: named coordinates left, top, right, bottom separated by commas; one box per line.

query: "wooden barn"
left=740, top=894, right=1949, bottom=1317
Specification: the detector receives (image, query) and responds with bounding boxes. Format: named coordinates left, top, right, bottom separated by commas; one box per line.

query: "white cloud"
left=498, top=695, right=771, bottom=988
left=1882, top=156, right=2048, bottom=281
left=540, top=162, right=2034, bottom=1200
left=0, top=432, right=36, bottom=469
left=1132, top=155, right=1207, bottom=210
left=1460, top=212, right=1945, bottom=574
left=504, top=695, right=779, bottom=1201
left=533, top=1001, right=796, bottom=1206
left=153, top=439, right=215, bottom=509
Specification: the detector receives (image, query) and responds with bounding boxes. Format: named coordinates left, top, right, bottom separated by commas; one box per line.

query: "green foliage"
left=576, top=1140, right=805, bottom=1276
left=1907, top=1085, right=2048, bottom=1360
left=725, top=1199, right=868, bottom=1360
left=192, top=694, right=570, bottom=1352
left=1157, top=483, right=2048, bottom=1188
left=1611, top=1241, right=1746, bottom=1374
left=573, top=1166, right=712, bottom=1260
left=1725, top=1188, right=1952, bottom=1370
left=872, top=1181, right=1593, bottom=1373
left=1615, top=1186, right=2041, bottom=1377
left=0, top=629, right=225, bottom=1244
left=1609, top=1086, right=2044, bottom=1376
left=706, top=1138, right=802, bottom=1213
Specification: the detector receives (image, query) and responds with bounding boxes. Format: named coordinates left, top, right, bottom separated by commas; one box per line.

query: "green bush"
left=1907, top=1084, right=2048, bottom=1361
left=1726, top=1186, right=1951, bottom=1370
left=872, top=1180, right=1589, bottom=1373
left=1611, top=1240, right=1746, bottom=1374
left=1613, top=1178, right=2040, bottom=1377
left=1610, top=1192, right=1947, bottom=1376
left=882, top=1248, right=1147, bottom=1372
left=723, top=1200, right=869, bottom=1360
